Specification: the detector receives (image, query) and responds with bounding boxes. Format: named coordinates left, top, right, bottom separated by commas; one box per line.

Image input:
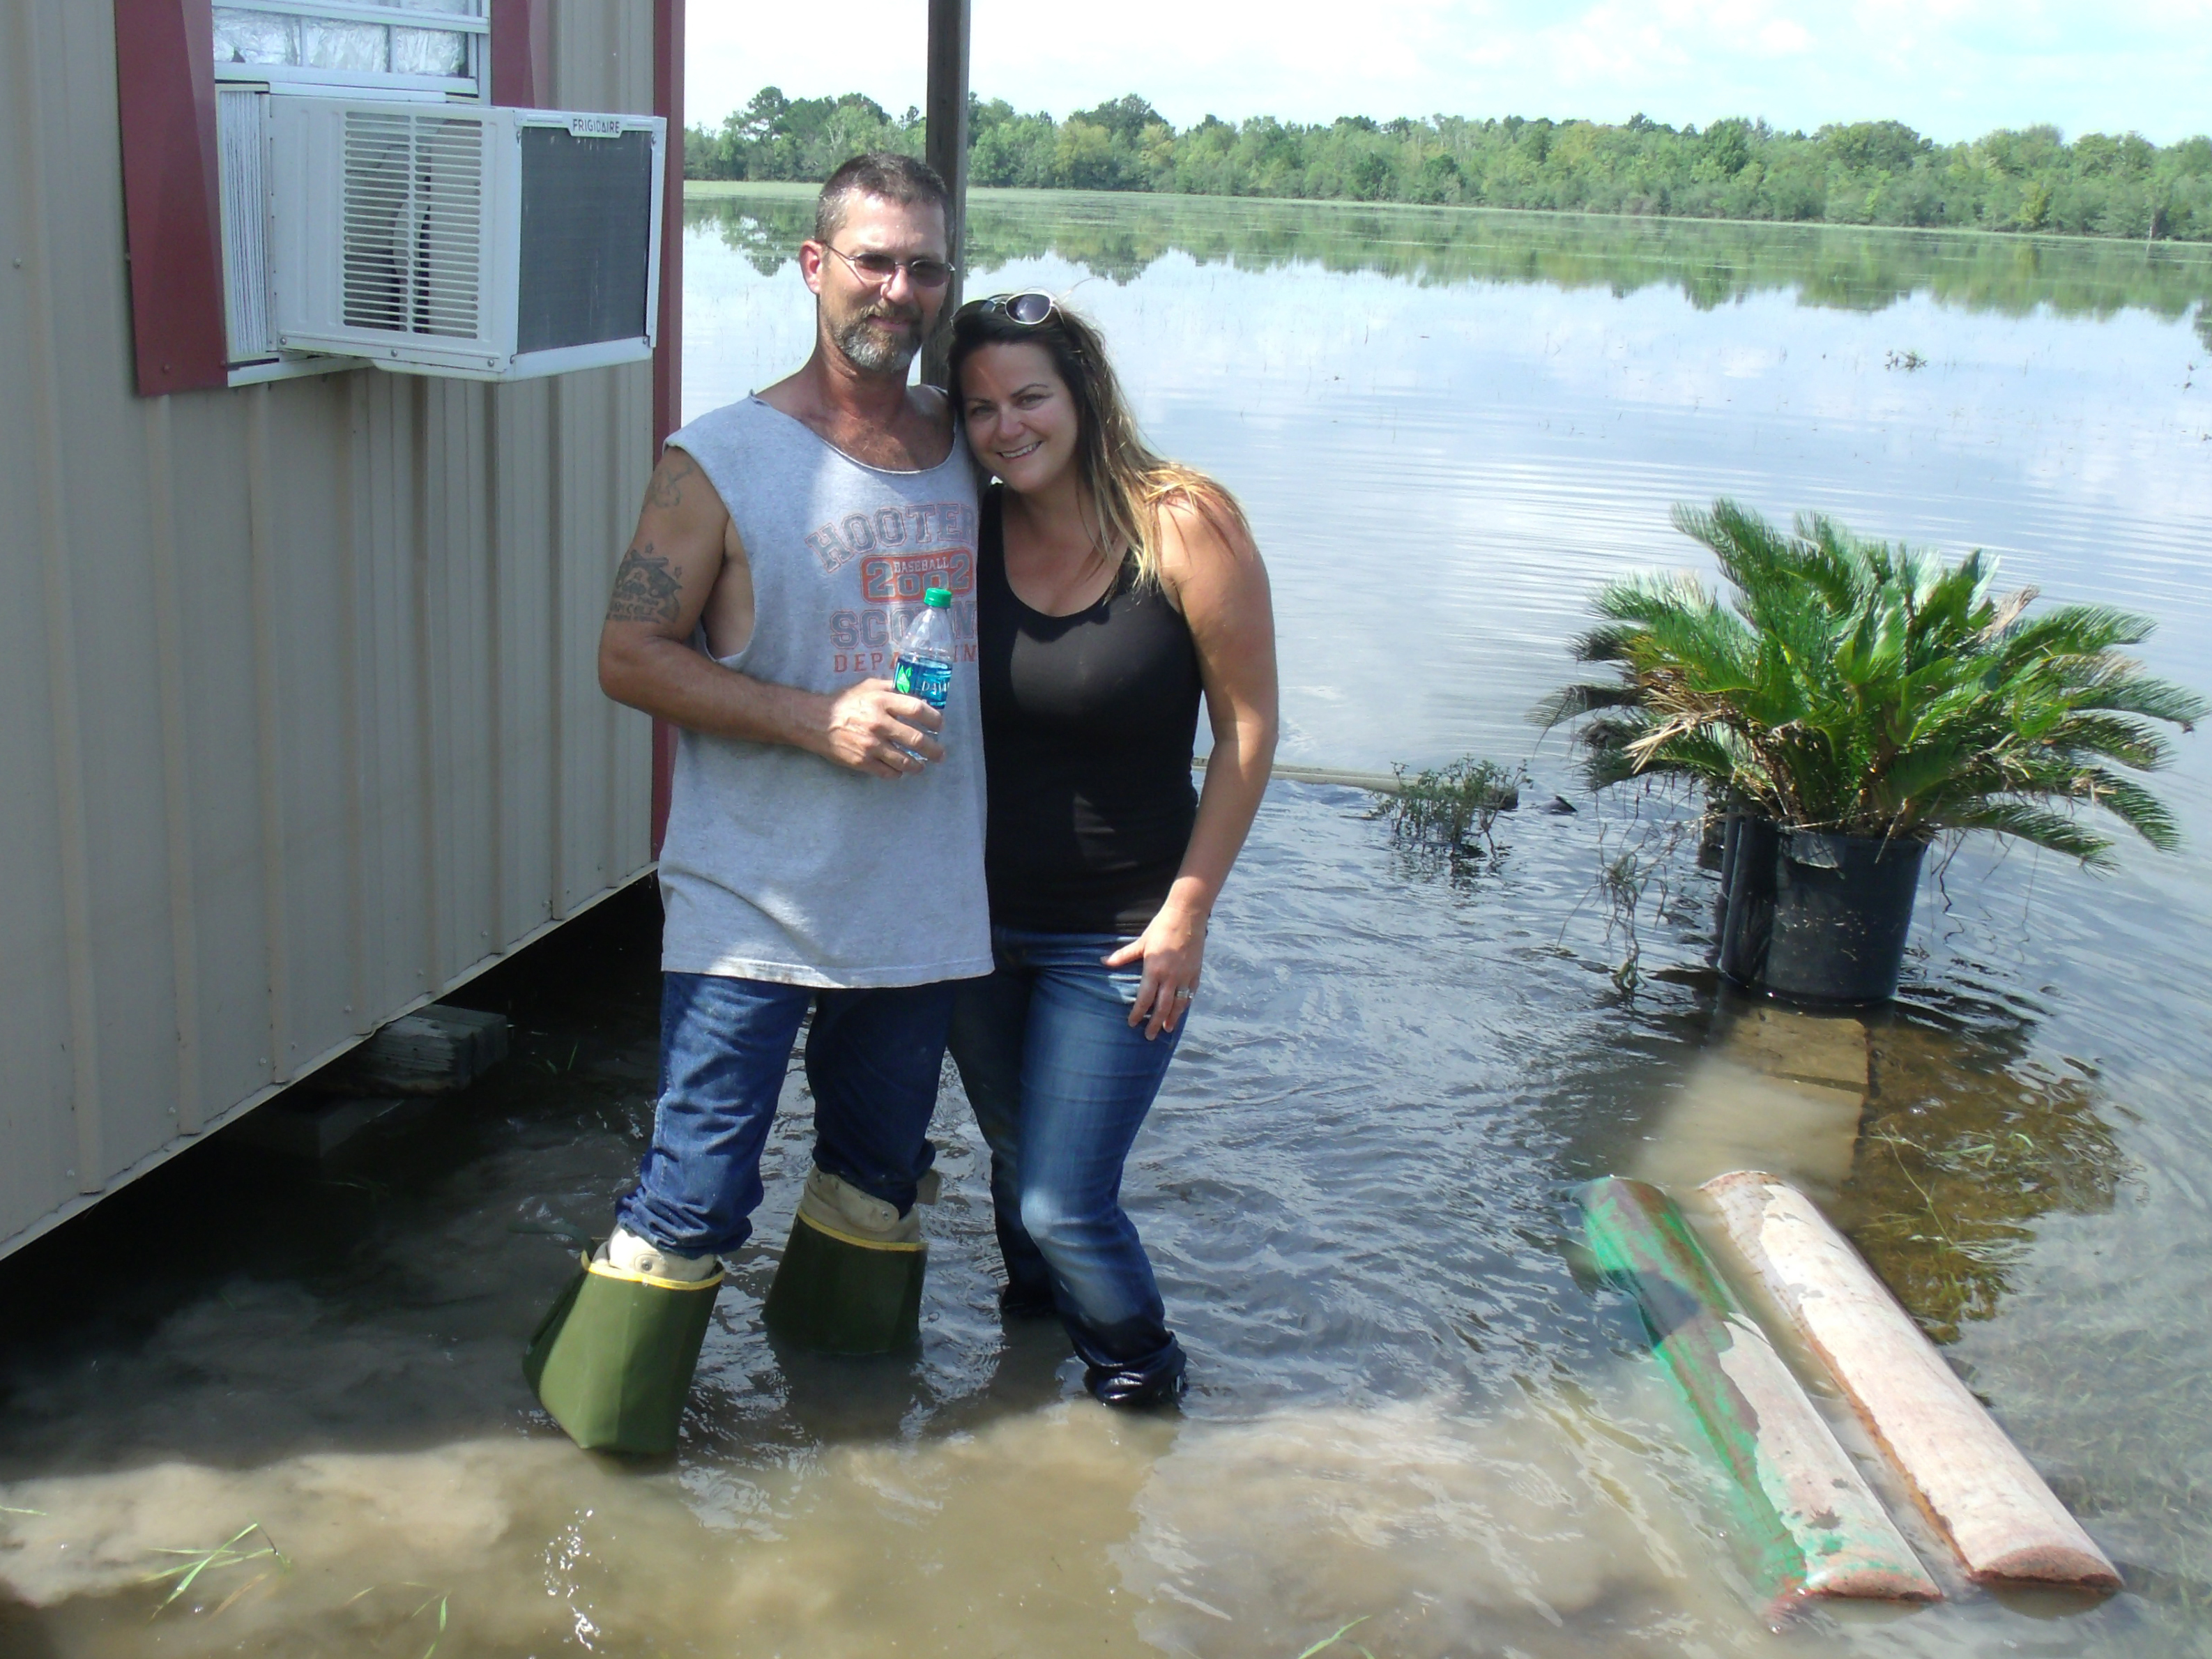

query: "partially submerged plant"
left=344, top=1581, right=453, bottom=1659
left=141, top=1521, right=289, bottom=1619
left=1555, top=779, right=1701, bottom=996
left=1535, top=500, right=2209, bottom=866
left=1377, top=758, right=1521, bottom=857
left=1295, top=1616, right=1377, bottom=1659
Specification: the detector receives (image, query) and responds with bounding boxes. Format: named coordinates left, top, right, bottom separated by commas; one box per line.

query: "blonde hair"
left=949, top=296, right=1250, bottom=589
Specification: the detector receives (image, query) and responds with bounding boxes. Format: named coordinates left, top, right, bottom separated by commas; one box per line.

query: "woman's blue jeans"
left=947, top=927, right=1188, bottom=1400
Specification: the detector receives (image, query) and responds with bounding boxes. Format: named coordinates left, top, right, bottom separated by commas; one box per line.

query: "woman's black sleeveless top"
left=975, top=484, right=1203, bottom=934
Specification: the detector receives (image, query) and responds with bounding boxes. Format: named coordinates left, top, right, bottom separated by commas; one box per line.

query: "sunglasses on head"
left=963, top=290, right=1059, bottom=326
left=823, top=244, right=956, bottom=290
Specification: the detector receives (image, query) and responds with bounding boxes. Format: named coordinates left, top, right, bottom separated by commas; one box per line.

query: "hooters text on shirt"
left=806, top=500, right=980, bottom=678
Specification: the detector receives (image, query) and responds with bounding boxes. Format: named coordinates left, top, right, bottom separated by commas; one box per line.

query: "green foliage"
left=684, top=86, right=922, bottom=182
left=1378, top=758, right=1520, bottom=857
left=1536, top=501, right=2209, bottom=866
left=685, top=87, right=2212, bottom=243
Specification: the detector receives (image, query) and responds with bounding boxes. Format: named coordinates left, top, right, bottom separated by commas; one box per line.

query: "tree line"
left=685, top=87, right=2212, bottom=243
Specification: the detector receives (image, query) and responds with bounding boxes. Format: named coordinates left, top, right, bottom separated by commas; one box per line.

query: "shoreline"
left=682, top=180, right=2212, bottom=254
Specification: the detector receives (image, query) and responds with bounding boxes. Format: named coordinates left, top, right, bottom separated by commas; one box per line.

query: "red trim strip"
left=489, top=0, right=548, bottom=107
left=652, top=0, right=684, bottom=450
left=112, top=0, right=228, bottom=396
left=650, top=0, right=685, bottom=855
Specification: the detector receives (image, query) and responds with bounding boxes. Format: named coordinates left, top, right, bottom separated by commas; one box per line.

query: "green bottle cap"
left=924, top=587, right=952, bottom=607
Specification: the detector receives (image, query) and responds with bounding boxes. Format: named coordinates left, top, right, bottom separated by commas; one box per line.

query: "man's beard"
left=831, top=298, right=925, bottom=374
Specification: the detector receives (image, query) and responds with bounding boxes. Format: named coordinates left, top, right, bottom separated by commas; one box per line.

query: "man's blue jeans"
left=947, top=928, right=1187, bottom=1398
left=617, top=972, right=958, bottom=1256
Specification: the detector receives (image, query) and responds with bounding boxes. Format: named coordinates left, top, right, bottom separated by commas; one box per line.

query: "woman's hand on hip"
left=1104, top=902, right=1207, bottom=1041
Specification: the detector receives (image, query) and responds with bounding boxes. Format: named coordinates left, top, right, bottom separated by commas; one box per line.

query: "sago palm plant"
left=1536, top=500, right=2207, bottom=868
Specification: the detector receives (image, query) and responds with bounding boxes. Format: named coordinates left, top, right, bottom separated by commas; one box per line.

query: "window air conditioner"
left=261, top=92, right=664, bottom=380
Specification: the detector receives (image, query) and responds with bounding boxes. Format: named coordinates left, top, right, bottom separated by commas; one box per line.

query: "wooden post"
left=1702, top=1171, right=2119, bottom=1590
left=920, top=0, right=970, bottom=390
left=650, top=0, right=685, bottom=856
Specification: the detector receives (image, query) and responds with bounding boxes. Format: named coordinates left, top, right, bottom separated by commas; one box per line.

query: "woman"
left=945, top=291, right=1278, bottom=1407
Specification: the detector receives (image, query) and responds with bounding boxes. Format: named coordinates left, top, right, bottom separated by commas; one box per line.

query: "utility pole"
left=921, top=0, right=970, bottom=389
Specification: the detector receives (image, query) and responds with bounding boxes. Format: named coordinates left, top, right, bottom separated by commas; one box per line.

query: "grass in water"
left=344, top=1582, right=453, bottom=1659
left=407, top=1589, right=450, bottom=1659
left=140, top=1522, right=289, bottom=1619
left=1296, top=1616, right=1377, bottom=1659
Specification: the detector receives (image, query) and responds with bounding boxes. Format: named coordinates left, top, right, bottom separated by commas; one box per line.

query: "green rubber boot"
left=761, top=1167, right=926, bottom=1354
left=524, top=1241, right=724, bottom=1455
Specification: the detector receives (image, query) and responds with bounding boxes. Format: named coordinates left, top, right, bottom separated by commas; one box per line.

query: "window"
left=212, top=0, right=487, bottom=99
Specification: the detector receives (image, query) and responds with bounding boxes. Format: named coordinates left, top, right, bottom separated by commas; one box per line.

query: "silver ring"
left=1174, top=987, right=1194, bottom=1001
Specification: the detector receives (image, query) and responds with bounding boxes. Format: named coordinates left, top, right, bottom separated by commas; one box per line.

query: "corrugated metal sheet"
left=0, top=0, right=658, bottom=1256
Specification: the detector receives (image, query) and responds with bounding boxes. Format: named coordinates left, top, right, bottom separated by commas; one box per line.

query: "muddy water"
left=4, top=194, right=2211, bottom=1656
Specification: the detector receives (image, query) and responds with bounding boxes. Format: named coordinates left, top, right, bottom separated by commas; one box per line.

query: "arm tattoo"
left=646, top=452, right=697, bottom=510
left=607, top=542, right=682, bottom=625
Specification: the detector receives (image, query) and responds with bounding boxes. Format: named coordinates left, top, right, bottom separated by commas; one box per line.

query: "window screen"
left=515, top=128, right=655, bottom=353
left=213, top=0, right=485, bottom=98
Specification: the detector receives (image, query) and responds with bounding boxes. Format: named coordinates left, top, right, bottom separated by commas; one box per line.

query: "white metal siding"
left=0, top=0, right=658, bottom=1257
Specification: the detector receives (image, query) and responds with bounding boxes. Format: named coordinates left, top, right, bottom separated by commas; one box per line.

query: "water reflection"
left=4, top=192, right=2209, bottom=1655
left=691, top=186, right=2212, bottom=335
left=1835, top=1011, right=2128, bottom=1343
left=0, top=790, right=2181, bottom=1656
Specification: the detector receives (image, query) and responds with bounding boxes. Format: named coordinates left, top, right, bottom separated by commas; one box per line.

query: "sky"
left=687, top=0, right=2212, bottom=146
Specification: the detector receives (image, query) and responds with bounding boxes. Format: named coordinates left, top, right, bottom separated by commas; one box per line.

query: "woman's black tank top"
left=976, top=484, right=1203, bottom=934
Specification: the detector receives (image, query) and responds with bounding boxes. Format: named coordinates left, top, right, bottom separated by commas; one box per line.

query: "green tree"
left=685, top=84, right=2212, bottom=243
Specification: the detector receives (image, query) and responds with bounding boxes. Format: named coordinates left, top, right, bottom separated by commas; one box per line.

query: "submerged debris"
left=1831, top=1022, right=2127, bottom=1342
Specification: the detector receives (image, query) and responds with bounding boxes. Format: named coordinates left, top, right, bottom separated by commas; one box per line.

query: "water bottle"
left=892, top=586, right=955, bottom=711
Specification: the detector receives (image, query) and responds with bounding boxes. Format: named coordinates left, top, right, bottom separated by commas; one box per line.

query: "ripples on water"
left=3, top=192, right=2210, bottom=1656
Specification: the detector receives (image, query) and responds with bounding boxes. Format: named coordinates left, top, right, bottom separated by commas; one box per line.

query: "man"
left=527, top=153, right=986, bottom=1448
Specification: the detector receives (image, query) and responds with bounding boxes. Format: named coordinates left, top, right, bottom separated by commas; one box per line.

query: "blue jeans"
left=947, top=928, right=1187, bottom=1398
left=617, top=973, right=958, bottom=1256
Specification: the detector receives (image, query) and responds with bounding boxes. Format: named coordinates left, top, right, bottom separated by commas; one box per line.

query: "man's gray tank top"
left=657, top=395, right=990, bottom=988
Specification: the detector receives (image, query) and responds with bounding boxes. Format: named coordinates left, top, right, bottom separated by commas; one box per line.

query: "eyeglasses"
left=821, top=243, right=956, bottom=291
left=962, top=290, right=1058, bottom=326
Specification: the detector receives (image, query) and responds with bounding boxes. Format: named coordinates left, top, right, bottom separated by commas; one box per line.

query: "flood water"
left=5, top=190, right=2212, bottom=1656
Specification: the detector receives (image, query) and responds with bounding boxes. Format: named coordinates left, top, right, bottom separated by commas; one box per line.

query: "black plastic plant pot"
left=1715, top=811, right=1927, bottom=1006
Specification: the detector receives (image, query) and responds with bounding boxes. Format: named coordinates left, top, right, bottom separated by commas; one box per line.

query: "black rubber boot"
left=1084, top=1354, right=1189, bottom=1409
left=1081, top=1327, right=1189, bottom=1409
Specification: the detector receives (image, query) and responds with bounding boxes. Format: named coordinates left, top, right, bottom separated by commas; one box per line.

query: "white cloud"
left=1756, top=18, right=1815, bottom=54
left=686, top=0, right=2212, bottom=145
